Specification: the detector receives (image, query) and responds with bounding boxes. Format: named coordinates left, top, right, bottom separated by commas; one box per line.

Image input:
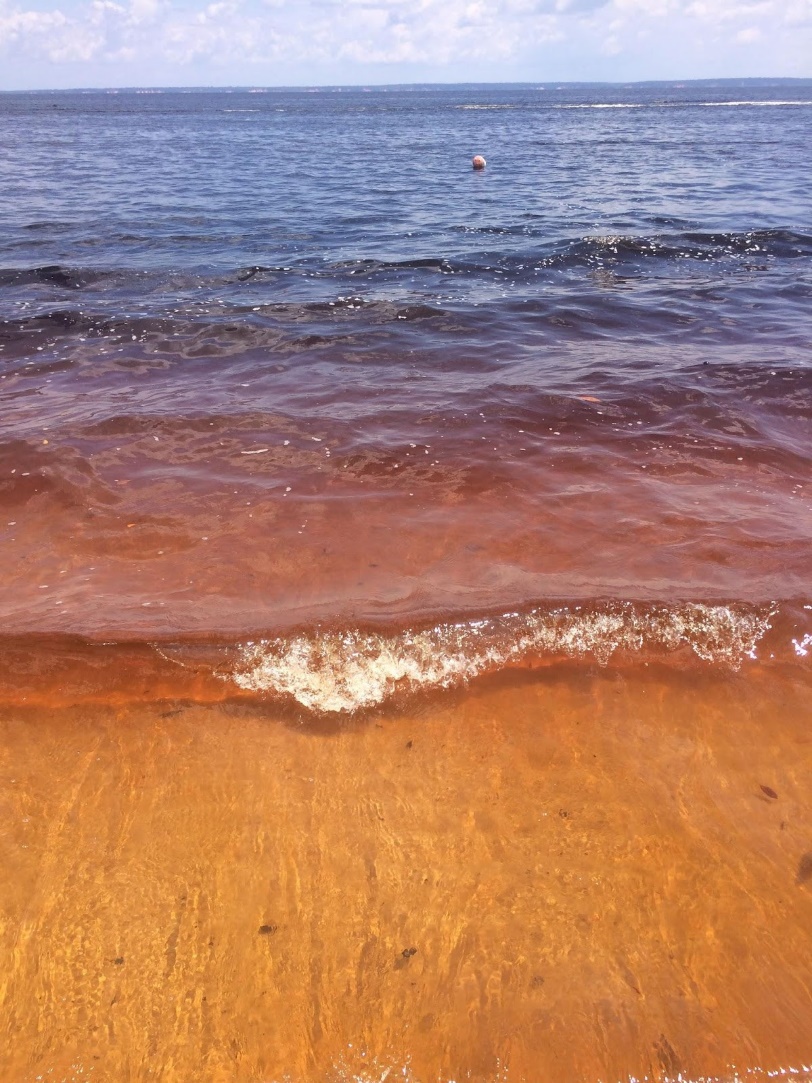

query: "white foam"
left=261, top=1057, right=812, bottom=1083
left=228, top=603, right=774, bottom=714
left=553, top=101, right=810, bottom=109
left=701, top=101, right=812, bottom=107
left=554, top=103, right=644, bottom=109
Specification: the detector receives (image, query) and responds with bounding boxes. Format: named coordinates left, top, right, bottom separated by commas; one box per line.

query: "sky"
left=0, top=0, right=811, bottom=90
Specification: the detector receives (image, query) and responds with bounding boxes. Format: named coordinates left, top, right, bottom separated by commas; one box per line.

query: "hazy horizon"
left=3, top=76, right=812, bottom=94
left=1, top=0, right=810, bottom=93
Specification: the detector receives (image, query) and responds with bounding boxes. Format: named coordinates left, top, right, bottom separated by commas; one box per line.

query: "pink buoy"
left=472, top=155, right=487, bottom=170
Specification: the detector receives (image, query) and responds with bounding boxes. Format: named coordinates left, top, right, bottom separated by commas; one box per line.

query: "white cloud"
left=0, top=0, right=809, bottom=80
left=318, top=0, right=563, bottom=64
left=735, top=23, right=761, bottom=41
left=0, top=4, right=105, bottom=61
left=783, top=0, right=812, bottom=24
left=127, top=0, right=162, bottom=24
left=686, top=0, right=771, bottom=23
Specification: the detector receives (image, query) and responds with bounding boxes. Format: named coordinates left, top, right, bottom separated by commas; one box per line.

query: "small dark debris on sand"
left=394, top=946, right=418, bottom=969
left=796, top=853, right=812, bottom=886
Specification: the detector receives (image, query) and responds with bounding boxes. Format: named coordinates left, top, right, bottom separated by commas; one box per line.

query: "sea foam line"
left=227, top=602, right=775, bottom=714
left=553, top=101, right=810, bottom=109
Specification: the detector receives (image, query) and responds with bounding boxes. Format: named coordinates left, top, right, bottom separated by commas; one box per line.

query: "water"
left=1, top=81, right=811, bottom=1083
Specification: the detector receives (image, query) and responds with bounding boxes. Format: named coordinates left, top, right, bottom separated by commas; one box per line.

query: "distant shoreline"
left=3, top=75, right=812, bottom=95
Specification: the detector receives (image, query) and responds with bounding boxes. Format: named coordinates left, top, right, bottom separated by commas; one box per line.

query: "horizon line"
left=3, top=75, right=812, bottom=95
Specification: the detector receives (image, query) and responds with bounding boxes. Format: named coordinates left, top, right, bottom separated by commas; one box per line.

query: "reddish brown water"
left=2, top=379, right=809, bottom=639
left=2, top=83, right=811, bottom=1081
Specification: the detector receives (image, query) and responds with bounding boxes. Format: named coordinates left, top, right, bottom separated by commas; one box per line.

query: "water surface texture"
left=1, top=83, right=810, bottom=674
left=1, top=82, right=812, bottom=1083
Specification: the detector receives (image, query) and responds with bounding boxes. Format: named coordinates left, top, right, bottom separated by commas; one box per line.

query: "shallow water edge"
left=1, top=667, right=811, bottom=1082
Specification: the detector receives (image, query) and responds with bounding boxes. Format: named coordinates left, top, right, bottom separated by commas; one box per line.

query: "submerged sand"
left=1, top=667, right=811, bottom=1083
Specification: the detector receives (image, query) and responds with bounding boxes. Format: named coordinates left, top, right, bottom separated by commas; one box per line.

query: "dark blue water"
left=2, top=83, right=811, bottom=328
left=0, top=82, right=810, bottom=706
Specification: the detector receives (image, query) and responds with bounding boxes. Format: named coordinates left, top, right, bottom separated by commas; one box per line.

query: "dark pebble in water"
left=796, top=853, right=812, bottom=886
left=760, top=784, right=778, bottom=800
left=114, top=957, right=124, bottom=965
left=258, top=924, right=278, bottom=935
left=401, top=947, right=417, bottom=958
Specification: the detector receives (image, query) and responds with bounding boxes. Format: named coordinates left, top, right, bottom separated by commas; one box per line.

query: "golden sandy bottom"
left=1, top=668, right=812, bottom=1083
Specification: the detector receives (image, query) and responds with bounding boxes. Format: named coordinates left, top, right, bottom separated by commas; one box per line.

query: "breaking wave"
left=229, top=602, right=781, bottom=714
left=553, top=100, right=812, bottom=110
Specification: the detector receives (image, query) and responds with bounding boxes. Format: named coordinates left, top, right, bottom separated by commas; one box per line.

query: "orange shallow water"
left=2, top=666, right=811, bottom=1083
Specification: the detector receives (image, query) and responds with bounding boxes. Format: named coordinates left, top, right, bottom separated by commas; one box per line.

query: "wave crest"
left=229, top=602, right=775, bottom=713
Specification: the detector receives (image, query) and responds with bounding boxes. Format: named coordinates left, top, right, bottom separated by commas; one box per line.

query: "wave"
left=325, top=231, right=812, bottom=274
left=275, top=1058, right=812, bottom=1083
left=311, top=1059, right=811, bottom=1083
left=553, top=101, right=812, bottom=109
left=0, top=265, right=112, bottom=289
left=554, top=103, right=645, bottom=109
left=563, top=229, right=812, bottom=265
left=0, top=601, right=808, bottom=713
left=227, top=601, right=802, bottom=714
left=701, top=100, right=812, bottom=107
left=1, top=228, right=809, bottom=306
